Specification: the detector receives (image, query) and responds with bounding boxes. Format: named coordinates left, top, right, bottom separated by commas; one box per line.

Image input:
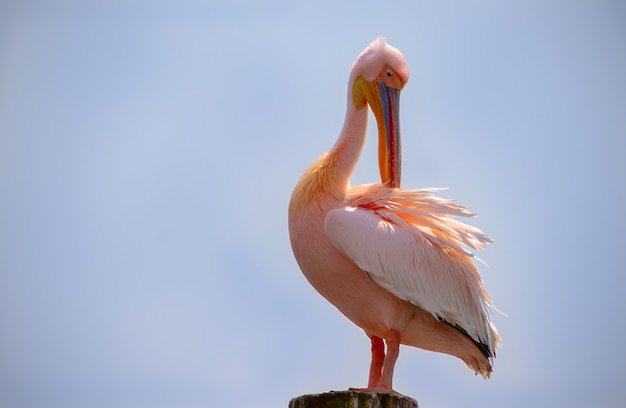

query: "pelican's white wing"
left=325, top=184, right=499, bottom=354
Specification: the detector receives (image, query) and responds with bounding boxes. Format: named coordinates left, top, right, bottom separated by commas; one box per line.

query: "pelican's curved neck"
left=329, top=75, right=368, bottom=189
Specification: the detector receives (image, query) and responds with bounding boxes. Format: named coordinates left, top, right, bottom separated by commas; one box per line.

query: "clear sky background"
left=1, top=1, right=625, bottom=407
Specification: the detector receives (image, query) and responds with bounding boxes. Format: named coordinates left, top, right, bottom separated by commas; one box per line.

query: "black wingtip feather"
left=440, top=318, right=493, bottom=359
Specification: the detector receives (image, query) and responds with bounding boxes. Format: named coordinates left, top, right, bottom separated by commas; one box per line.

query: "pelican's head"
left=351, top=38, right=409, bottom=188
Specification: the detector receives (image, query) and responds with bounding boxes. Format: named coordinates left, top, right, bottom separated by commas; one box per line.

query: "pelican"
left=288, top=38, right=500, bottom=392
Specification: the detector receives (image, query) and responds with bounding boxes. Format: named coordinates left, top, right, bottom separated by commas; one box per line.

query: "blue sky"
left=1, top=1, right=625, bottom=407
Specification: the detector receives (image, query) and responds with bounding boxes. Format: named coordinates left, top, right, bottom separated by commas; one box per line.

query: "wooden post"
left=289, top=391, right=418, bottom=408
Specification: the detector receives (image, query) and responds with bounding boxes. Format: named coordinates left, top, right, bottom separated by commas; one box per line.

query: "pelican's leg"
left=368, top=336, right=385, bottom=388
left=379, top=330, right=400, bottom=390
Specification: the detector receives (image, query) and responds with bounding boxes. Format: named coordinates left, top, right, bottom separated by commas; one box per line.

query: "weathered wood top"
left=289, top=390, right=418, bottom=408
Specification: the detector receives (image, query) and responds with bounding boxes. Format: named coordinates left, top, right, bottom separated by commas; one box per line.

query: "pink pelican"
left=288, top=38, right=500, bottom=392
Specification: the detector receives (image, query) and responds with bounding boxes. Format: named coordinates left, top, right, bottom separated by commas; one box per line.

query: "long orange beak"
left=374, top=79, right=401, bottom=188
left=353, top=74, right=403, bottom=188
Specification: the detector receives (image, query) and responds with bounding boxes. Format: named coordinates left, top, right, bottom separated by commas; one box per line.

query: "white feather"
left=324, top=184, right=499, bottom=353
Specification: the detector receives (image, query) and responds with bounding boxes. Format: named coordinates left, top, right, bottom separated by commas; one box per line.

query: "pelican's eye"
left=386, top=71, right=392, bottom=77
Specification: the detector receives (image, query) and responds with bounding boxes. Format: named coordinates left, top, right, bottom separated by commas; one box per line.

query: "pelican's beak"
left=372, top=80, right=401, bottom=188
left=353, top=73, right=403, bottom=188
